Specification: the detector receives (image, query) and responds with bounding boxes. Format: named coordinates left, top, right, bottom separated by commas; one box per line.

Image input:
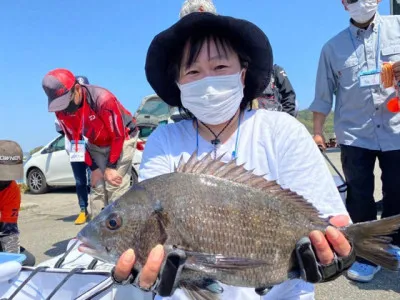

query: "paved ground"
left=18, top=150, right=399, bottom=300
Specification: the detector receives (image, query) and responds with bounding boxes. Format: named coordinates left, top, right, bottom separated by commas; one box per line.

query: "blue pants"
left=70, top=162, right=90, bottom=210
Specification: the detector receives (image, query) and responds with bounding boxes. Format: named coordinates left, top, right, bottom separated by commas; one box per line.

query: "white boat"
left=0, top=239, right=154, bottom=300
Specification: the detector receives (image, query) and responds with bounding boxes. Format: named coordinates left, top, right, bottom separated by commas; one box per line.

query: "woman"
left=112, top=12, right=352, bottom=299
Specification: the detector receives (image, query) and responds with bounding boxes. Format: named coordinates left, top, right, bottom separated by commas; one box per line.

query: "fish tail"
left=342, top=214, right=400, bottom=270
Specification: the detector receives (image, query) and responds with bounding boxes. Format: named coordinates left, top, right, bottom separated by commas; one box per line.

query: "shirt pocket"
left=381, top=45, right=400, bottom=63
left=336, top=57, right=359, bottom=88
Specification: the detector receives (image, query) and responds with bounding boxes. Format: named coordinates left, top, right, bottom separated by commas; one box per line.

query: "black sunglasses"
left=345, top=0, right=359, bottom=4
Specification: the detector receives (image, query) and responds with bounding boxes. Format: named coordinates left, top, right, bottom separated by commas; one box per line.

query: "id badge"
left=70, top=140, right=86, bottom=162
left=359, top=71, right=381, bottom=87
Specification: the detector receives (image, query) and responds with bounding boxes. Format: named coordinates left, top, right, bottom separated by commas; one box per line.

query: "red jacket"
left=56, top=85, right=137, bottom=170
left=0, top=181, right=20, bottom=224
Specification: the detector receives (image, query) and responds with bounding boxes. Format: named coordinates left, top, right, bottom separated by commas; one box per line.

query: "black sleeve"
left=0, top=222, right=19, bottom=235
left=274, top=65, right=297, bottom=116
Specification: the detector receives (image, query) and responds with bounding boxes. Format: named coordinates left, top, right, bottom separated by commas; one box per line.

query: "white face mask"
left=177, top=72, right=244, bottom=125
left=347, top=0, right=378, bottom=24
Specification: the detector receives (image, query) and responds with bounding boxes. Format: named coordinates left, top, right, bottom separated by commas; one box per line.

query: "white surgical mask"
left=177, top=72, right=244, bottom=125
left=347, top=0, right=378, bottom=24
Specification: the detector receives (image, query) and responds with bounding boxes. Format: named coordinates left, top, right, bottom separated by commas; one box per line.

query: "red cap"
left=42, top=69, right=76, bottom=112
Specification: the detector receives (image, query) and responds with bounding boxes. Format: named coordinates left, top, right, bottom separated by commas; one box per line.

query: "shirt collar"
left=348, top=12, right=381, bottom=37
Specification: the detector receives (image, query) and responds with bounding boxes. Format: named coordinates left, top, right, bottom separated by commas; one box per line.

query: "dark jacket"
left=260, top=64, right=297, bottom=117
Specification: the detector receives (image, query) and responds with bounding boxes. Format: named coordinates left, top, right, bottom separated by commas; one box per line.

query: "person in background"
left=42, top=69, right=138, bottom=219
left=55, top=75, right=91, bottom=225
left=309, top=0, right=400, bottom=283
left=256, top=64, right=298, bottom=117
left=0, top=140, right=36, bottom=266
left=179, top=0, right=298, bottom=117
left=179, top=0, right=217, bottom=18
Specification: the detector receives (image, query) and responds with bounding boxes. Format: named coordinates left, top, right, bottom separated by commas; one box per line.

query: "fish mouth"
left=77, top=234, right=103, bottom=257
left=77, top=233, right=115, bottom=263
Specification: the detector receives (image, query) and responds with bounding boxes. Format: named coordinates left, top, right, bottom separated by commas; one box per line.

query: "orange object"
left=381, top=62, right=400, bottom=113
left=381, top=62, right=394, bottom=89
left=0, top=181, right=21, bottom=223
left=387, top=97, right=400, bottom=113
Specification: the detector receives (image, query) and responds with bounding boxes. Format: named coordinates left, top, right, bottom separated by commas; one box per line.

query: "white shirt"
left=139, top=109, right=348, bottom=300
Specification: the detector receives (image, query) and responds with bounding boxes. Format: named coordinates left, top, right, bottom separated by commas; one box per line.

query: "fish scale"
left=78, top=152, right=400, bottom=300
left=140, top=174, right=321, bottom=287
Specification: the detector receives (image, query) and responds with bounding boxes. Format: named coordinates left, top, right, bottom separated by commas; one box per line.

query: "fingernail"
left=151, top=245, right=164, bottom=262
left=327, top=226, right=339, bottom=240
left=123, top=249, right=134, bottom=263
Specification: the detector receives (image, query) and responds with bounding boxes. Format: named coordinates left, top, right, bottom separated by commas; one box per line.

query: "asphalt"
left=18, top=150, right=399, bottom=300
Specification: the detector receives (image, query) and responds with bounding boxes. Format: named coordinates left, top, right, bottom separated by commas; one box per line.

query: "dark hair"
left=169, top=33, right=252, bottom=120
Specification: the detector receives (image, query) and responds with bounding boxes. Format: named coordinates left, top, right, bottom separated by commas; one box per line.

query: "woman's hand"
left=113, top=245, right=165, bottom=289
left=309, top=214, right=352, bottom=265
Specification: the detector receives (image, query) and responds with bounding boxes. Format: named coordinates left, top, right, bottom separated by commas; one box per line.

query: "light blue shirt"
left=309, top=13, right=400, bottom=151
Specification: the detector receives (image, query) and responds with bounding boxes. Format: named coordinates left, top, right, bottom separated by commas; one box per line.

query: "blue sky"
left=0, top=0, right=391, bottom=151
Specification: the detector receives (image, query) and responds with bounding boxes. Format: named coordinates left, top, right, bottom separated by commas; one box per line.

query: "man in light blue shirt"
left=310, top=0, right=400, bottom=283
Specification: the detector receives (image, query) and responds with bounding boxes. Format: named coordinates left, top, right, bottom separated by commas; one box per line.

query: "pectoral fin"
left=184, top=250, right=268, bottom=271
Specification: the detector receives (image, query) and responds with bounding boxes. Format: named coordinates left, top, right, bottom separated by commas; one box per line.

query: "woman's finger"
left=326, top=226, right=352, bottom=257
left=329, top=215, right=350, bottom=227
left=139, top=245, right=165, bottom=289
left=309, top=230, right=334, bottom=265
left=114, top=249, right=136, bottom=282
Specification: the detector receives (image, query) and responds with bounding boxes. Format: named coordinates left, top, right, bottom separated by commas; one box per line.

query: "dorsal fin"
left=176, top=151, right=326, bottom=225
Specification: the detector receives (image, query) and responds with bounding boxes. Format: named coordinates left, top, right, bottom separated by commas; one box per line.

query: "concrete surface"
left=18, top=151, right=399, bottom=300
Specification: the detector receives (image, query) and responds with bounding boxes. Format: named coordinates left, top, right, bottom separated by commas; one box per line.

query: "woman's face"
left=178, top=38, right=246, bottom=85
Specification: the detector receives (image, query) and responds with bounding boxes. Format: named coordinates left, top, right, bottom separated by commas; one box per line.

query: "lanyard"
left=74, top=92, right=86, bottom=152
left=196, top=112, right=241, bottom=159
left=348, top=24, right=381, bottom=72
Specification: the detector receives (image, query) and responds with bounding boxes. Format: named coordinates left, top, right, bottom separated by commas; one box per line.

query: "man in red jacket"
left=42, top=69, right=138, bottom=219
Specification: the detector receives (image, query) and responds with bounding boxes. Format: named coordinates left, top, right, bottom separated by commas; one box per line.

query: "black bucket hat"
left=145, top=12, right=273, bottom=107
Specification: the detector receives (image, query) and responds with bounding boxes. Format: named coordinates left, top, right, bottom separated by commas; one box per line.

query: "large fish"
left=78, top=152, right=400, bottom=300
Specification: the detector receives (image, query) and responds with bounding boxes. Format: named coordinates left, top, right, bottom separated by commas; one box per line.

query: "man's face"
left=342, top=0, right=381, bottom=9
left=62, top=84, right=83, bottom=114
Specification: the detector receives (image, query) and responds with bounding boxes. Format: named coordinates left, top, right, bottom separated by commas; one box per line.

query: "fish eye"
left=106, top=213, right=122, bottom=230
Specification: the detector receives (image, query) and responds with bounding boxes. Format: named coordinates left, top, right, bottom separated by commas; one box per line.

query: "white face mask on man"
left=347, top=0, right=378, bottom=24
left=177, top=71, right=244, bottom=125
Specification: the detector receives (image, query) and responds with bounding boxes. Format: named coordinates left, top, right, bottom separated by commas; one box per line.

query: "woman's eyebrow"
left=182, top=53, right=229, bottom=70
left=209, top=54, right=228, bottom=61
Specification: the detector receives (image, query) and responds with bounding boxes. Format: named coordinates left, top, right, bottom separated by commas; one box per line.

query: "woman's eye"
left=215, top=65, right=227, bottom=70
left=186, top=70, right=198, bottom=75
